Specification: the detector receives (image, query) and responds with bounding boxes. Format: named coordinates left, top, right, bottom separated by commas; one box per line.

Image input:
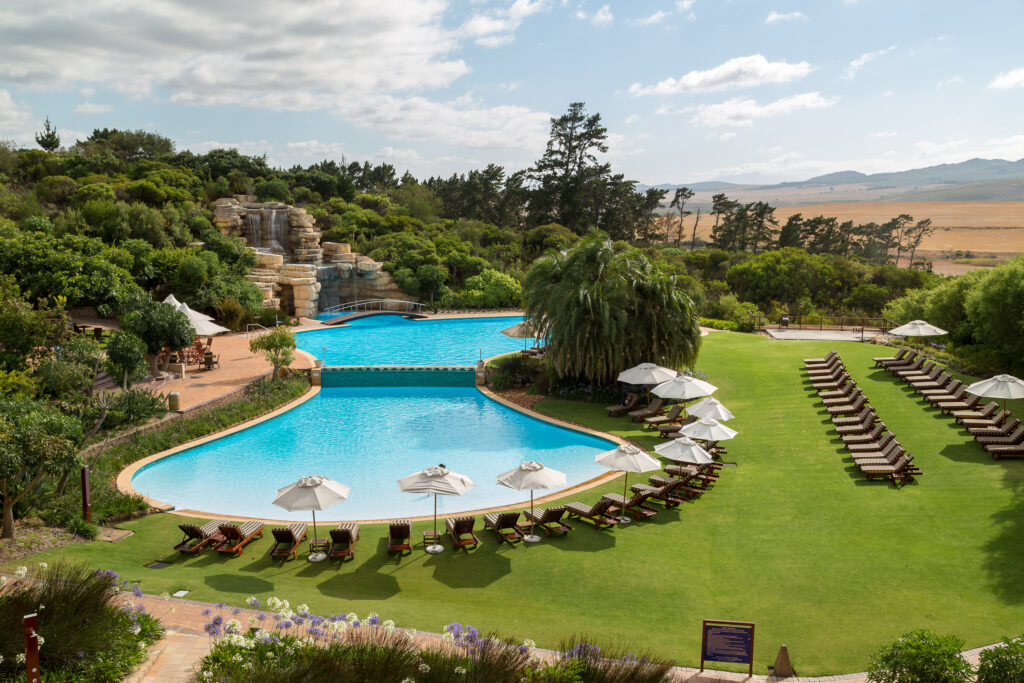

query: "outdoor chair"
left=656, top=414, right=697, bottom=436
left=911, top=371, right=952, bottom=393
left=852, top=441, right=905, bottom=466
left=861, top=454, right=915, bottom=483
left=954, top=401, right=999, bottom=424
left=848, top=431, right=896, bottom=454
left=524, top=506, right=572, bottom=535
left=827, top=394, right=869, bottom=416
left=873, top=348, right=910, bottom=367
left=938, top=394, right=980, bottom=414
left=174, top=521, right=223, bottom=555
left=833, top=406, right=877, bottom=430
left=268, top=523, right=308, bottom=560
left=628, top=398, right=665, bottom=421
left=565, top=498, right=618, bottom=528
left=823, top=388, right=862, bottom=407
left=804, top=353, right=842, bottom=371
left=884, top=352, right=920, bottom=372
left=811, top=372, right=852, bottom=391
left=387, top=520, right=412, bottom=554
left=896, top=360, right=938, bottom=381
left=964, top=409, right=1011, bottom=432
left=977, top=425, right=1024, bottom=446
left=446, top=516, right=479, bottom=549
left=889, top=357, right=924, bottom=376
left=630, top=478, right=686, bottom=509
left=804, top=348, right=838, bottom=365
left=986, top=443, right=1024, bottom=459
left=819, top=379, right=857, bottom=399
left=921, top=379, right=962, bottom=399
left=214, top=521, right=264, bottom=556
left=483, top=511, right=523, bottom=543
left=807, top=361, right=845, bottom=379
left=971, top=417, right=1021, bottom=439
left=600, top=491, right=657, bottom=521
left=606, top=393, right=639, bottom=417
left=329, top=523, right=360, bottom=561
left=644, top=403, right=684, bottom=428
left=651, top=473, right=705, bottom=501
left=841, top=421, right=886, bottom=445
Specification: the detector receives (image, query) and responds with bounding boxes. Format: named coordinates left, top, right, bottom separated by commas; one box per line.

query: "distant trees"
left=35, top=117, right=61, bottom=152
left=669, top=187, right=694, bottom=247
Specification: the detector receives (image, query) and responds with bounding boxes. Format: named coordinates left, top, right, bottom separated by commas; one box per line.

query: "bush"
left=104, top=330, right=149, bottom=388
left=977, top=636, right=1024, bottom=682
left=0, top=561, right=163, bottom=681
left=867, top=629, right=973, bottom=683
left=218, top=295, right=252, bottom=332
left=699, top=317, right=738, bottom=331
left=103, top=386, right=168, bottom=428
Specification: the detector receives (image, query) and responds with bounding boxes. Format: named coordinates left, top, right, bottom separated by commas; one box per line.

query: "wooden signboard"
left=700, top=619, right=755, bottom=676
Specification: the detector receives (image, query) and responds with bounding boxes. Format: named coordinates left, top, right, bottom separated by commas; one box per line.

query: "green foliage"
left=249, top=327, right=297, bottom=378
left=845, top=282, right=890, bottom=315
left=976, top=636, right=1024, bottom=682
left=102, top=386, right=168, bottom=428
left=35, top=174, right=78, bottom=204
left=0, top=274, right=69, bottom=372
left=34, top=117, right=61, bottom=152
left=71, top=182, right=117, bottom=206
left=0, top=561, right=163, bottom=680
left=104, top=330, right=149, bottom=388
left=217, top=295, right=252, bottom=332
left=458, top=268, right=522, bottom=308
left=121, top=298, right=194, bottom=375
left=867, top=629, right=972, bottom=683
left=0, top=368, right=38, bottom=398
left=699, top=317, right=739, bottom=331
left=21, top=214, right=53, bottom=233
left=75, top=127, right=175, bottom=162
left=524, top=237, right=701, bottom=383
left=255, top=178, right=292, bottom=203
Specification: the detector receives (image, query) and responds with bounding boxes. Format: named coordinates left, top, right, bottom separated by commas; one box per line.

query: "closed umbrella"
left=595, top=444, right=661, bottom=525
left=966, top=374, right=1024, bottom=411
left=272, top=475, right=351, bottom=562
left=688, top=397, right=735, bottom=421
left=619, top=363, right=678, bottom=402
left=654, top=436, right=714, bottom=465
left=496, top=461, right=567, bottom=543
left=397, top=464, right=475, bottom=554
left=679, top=417, right=738, bottom=443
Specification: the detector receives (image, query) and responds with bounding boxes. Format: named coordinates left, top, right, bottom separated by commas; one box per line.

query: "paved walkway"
left=762, top=328, right=878, bottom=342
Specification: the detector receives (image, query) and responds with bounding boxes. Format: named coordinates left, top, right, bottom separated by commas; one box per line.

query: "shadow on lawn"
left=984, top=462, right=1024, bottom=604
left=205, top=572, right=274, bottom=594
left=316, top=539, right=404, bottom=600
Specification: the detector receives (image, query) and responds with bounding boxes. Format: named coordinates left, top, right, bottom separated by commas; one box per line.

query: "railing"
left=752, top=314, right=895, bottom=332
left=245, top=323, right=274, bottom=339
left=320, top=299, right=425, bottom=315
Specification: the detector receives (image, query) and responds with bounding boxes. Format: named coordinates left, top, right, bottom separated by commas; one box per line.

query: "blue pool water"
left=297, top=315, right=527, bottom=366
left=132, top=387, right=613, bottom=520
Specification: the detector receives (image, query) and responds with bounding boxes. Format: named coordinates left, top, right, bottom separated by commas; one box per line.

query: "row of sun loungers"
left=176, top=521, right=360, bottom=561
left=805, top=350, right=921, bottom=485
left=876, top=348, right=1024, bottom=460
left=605, top=393, right=670, bottom=423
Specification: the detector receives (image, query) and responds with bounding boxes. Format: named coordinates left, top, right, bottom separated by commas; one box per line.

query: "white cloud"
left=690, top=92, right=837, bottom=127
left=764, top=11, right=806, bottom=24
left=461, top=0, right=548, bottom=47
left=629, top=10, right=668, bottom=26
left=74, top=101, right=113, bottom=114
left=871, top=131, right=897, bottom=138
left=629, top=54, right=812, bottom=96
left=844, top=44, right=898, bottom=79
left=675, top=0, right=696, bottom=17
left=936, top=76, right=963, bottom=88
left=882, top=90, right=895, bottom=97
left=714, top=131, right=736, bottom=141
left=990, top=67, right=1024, bottom=89
left=625, top=114, right=639, bottom=125
left=498, top=82, right=522, bottom=92
left=0, top=89, right=33, bottom=137
left=576, top=4, right=613, bottom=26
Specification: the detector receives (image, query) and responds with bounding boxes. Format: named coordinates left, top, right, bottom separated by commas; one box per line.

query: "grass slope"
left=16, top=333, right=1024, bottom=675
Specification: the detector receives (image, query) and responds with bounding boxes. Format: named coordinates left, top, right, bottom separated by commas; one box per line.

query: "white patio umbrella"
left=176, top=302, right=230, bottom=336
left=163, top=294, right=214, bottom=321
left=619, top=363, right=678, bottom=402
left=966, top=374, right=1024, bottom=411
left=679, top=417, right=739, bottom=443
left=888, top=320, right=947, bottom=349
left=273, top=475, right=351, bottom=562
left=652, top=375, right=718, bottom=402
left=501, top=320, right=540, bottom=350
left=397, top=464, right=475, bottom=554
left=688, top=397, right=735, bottom=422
left=654, top=436, right=714, bottom=465
left=595, top=444, right=661, bottom=524
left=496, top=461, right=567, bottom=543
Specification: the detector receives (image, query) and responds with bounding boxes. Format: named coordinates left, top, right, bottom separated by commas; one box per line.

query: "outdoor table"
left=309, top=538, right=328, bottom=554
left=422, top=530, right=441, bottom=546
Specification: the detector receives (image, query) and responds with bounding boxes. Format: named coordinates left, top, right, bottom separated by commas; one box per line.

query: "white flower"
left=232, top=653, right=243, bottom=663
left=36, top=635, right=44, bottom=647
left=130, top=623, right=141, bottom=635
left=38, top=604, right=44, bottom=610
left=225, top=619, right=242, bottom=634
left=417, top=661, right=430, bottom=672
left=345, top=612, right=358, bottom=623
left=326, top=620, right=347, bottom=635
left=522, top=639, right=536, bottom=649
left=0, top=576, right=6, bottom=586
left=280, top=608, right=294, bottom=620
left=442, top=631, right=455, bottom=641
left=265, top=652, right=274, bottom=660
left=400, top=679, right=415, bottom=683
left=248, top=616, right=259, bottom=626
left=14, top=566, right=27, bottom=578
left=0, top=654, right=3, bottom=664
left=266, top=597, right=283, bottom=611
left=161, top=592, right=171, bottom=601
left=455, top=666, right=467, bottom=674
left=38, top=562, right=47, bottom=570
left=224, top=634, right=247, bottom=648
left=16, top=653, right=26, bottom=664
left=296, top=603, right=309, bottom=614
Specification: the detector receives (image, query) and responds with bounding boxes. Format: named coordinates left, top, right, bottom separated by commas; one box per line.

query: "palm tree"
left=523, top=237, right=701, bottom=384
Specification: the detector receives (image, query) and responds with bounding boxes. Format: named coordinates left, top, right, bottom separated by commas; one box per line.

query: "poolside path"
left=117, top=591, right=993, bottom=682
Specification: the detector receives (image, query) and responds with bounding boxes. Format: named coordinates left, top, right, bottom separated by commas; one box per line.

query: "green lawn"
left=12, top=333, right=1024, bottom=675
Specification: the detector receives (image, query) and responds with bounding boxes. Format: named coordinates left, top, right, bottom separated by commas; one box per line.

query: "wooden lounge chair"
left=977, top=425, right=1024, bottom=446
left=885, top=353, right=920, bottom=373
left=827, top=394, right=869, bottom=416
left=833, top=406, right=877, bottom=429
left=842, top=421, right=886, bottom=445
left=629, top=398, right=665, bottom=421
left=656, top=414, right=697, bottom=437
left=921, top=379, right=962, bottom=399
left=630, top=478, right=686, bottom=509
left=986, top=444, right=1024, bottom=459
left=565, top=498, right=618, bottom=529
left=823, top=388, right=862, bottom=407
left=851, top=442, right=905, bottom=466
left=329, top=523, right=360, bottom=561
left=897, top=361, right=938, bottom=381
left=446, top=516, right=479, bottom=549
left=819, top=379, right=857, bottom=399
left=861, top=454, right=915, bottom=483
left=601, top=491, right=657, bottom=521
left=811, top=373, right=852, bottom=391
left=606, top=393, right=639, bottom=417
left=910, top=370, right=950, bottom=391
left=954, top=401, right=999, bottom=424
left=938, top=394, right=980, bottom=414
left=644, top=403, right=684, bottom=428
left=214, top=521, right=264, bottom=556
left=174, top=521, right=222, bottom=555
left=964, top=410, right=1011, bottom=432
left=268, top=523, right=308, bottom=560
left=651, top=473, right=705, bottom=501
left=524, top=506, right=572, bottom=536
left=483, top=511, right=523, bottom=543
left=804, top=349, right=839, bottom=367
left=807, top=362, right=845, bottom=379
left=387, top=520, right=411, bottom=553
left=848, top=432, right=896, bottom=454
left=873, top=348, right=910, bottom=367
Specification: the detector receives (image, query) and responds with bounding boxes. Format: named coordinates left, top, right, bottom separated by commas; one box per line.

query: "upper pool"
left=131, top=386, right=613, bottom=520
left=297, top=315, right=527, bottom=366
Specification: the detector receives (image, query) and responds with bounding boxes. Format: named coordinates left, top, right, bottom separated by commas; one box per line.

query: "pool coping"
left=115, top=349, right=624, bottom=526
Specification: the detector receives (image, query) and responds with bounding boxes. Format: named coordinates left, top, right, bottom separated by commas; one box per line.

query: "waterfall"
left=264, top=208, right=289, bottom=256
left=248, top=212, right=263, bottom=249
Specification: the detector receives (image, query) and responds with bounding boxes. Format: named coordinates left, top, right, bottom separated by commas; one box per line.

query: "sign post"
left=24, top=612, right=40, bottom=683
left=700, top=619, right=755, bottom=677
left=81, top=466, right=91, bottom=523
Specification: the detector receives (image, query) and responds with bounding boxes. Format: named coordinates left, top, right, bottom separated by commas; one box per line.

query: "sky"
left=1, top=0, right=1023, bottom=185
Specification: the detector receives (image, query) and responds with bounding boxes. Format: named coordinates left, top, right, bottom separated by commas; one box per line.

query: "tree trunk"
left=690, top=208, right=701, bottom=251
left=148, top=352, right=160, bottom=377
left=2, top=499, right=13, bottom=539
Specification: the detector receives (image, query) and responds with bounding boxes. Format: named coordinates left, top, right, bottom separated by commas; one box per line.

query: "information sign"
left=700, top=619, right=755, bottom=676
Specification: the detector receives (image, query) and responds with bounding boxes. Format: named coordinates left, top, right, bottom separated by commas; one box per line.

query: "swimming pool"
left=297, top=315, right=528, bottom=366
left=131, top=387, right=614, bottom=520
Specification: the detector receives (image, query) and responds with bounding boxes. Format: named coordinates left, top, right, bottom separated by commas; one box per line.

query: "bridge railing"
left=752, top=314, right=895, bottom=332
left=320, top=299, right=425, bottom=315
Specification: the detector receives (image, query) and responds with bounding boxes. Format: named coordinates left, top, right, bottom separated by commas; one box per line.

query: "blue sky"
left=1, top=0, right=1023, bottom=184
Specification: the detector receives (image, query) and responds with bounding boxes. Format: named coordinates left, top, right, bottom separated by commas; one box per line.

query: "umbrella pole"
left=620, top=472, right=631, bottom=525
left=433, top=493, right=438, bottom=538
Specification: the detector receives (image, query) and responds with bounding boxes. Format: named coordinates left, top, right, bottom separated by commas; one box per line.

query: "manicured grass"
left=15, top=333, right=1024, bottom=675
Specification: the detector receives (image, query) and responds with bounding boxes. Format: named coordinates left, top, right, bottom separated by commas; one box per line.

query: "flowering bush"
left=0, top=561, right=163, bottom=681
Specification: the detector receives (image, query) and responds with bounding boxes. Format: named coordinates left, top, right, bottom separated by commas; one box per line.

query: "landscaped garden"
left=7, top=331, right=1023, bottom=676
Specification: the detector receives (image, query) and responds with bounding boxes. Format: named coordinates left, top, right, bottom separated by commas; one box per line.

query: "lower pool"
left=131, top=387, right=614, bottom=521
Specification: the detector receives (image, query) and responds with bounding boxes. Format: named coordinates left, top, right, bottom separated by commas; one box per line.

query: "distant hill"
left=885, top=177, right=1024, bottom=202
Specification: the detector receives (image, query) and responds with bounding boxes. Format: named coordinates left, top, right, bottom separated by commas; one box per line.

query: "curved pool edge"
left=115, top=358, right=627, bottom=526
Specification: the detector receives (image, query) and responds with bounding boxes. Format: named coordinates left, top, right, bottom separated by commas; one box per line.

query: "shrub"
left=867, top=629, right=973, bottom=683
left=250, top=326, right=297, bottom=379
left=977, top=636, right=1024, bottom=682
left=699, top=317, right=738, bottom=331
left=218, top=295, right=252, bottom=332
left=34, top=174, right=78, bottom=204
left=103, top=386, right=168, bottom=428
left=104, top=330, right=149, bottom=388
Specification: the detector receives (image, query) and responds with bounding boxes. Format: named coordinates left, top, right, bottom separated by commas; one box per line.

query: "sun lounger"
left=986, top=443, right=1024, bottom=459
left=601, top=491, right=657, bottom=521
left=565, top=498, right=618, bottom=528
left=268, top=523, right=308, bottom=560
left=483, top=511, right=523, bottom=543
left=954, top=401, right=999, bottom=424
left=842, top=421, right=886, bottom=444
left=896, top=360, right=937, bottom=381
left=938, top=394, right=980, bottom=414
left=804, top=349, right=838, bottom=366
left=214, top=521, right=264, bottom=556
left=328, top=523, right=360, bottom=560
left=873, top=348, right=911, bottom=367
left=833, top=406, right=877, bottom=429
left=977, top=425, right=1024, bottom=446
left=807, top=363, right=845, bottom=379
left=629, top=398, right=665, bottom=421
left=524, top=506, right=572, bottom=535
left=630, top=478, right=687, bottom=509
left=644, top=403, right=684, bottom=428
left=910, top=371, right=952, bottom=393
left=921, top=379, right=962, bottom=399
left=606, top=393, right=639, bottom=417
left=387, top=520, right=411, bottom=554
left=819, top=379, right=857, bottom=399
left=827, top=394, right=869, bottom=416
left=860, top=454, right=915, bottom=483
left=885, top=353, right=921, bottom=373
left=650, top=473, right=705, bottom=501
left=848, top=432, right=896, bottom=454
left=823, top=388, right=863, bottom=407
left=446, top=516, right=479, bottom=549
left=851, top=442, right=905, bottom=466
left=174, top=521, right=222, bottom=555
left=966, top=411, right=1013, bottom=434
left=656, top=414, right=697, bottom=436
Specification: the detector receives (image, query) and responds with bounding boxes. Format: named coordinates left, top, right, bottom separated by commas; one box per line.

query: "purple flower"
left=212, top=615, right=223, bottom=626
left=131, top=585, right=143, bottom=597
left=204, top=623, right=221, bottom=636
left=257, top=612, right=267, bottom=620
left=216, top=602, right=225, bottom=609
left=201, top=609, right=211, bottom=617
left=366, top=615, right=379, bottom=626
left=232, top=607, right=241, bottom=615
